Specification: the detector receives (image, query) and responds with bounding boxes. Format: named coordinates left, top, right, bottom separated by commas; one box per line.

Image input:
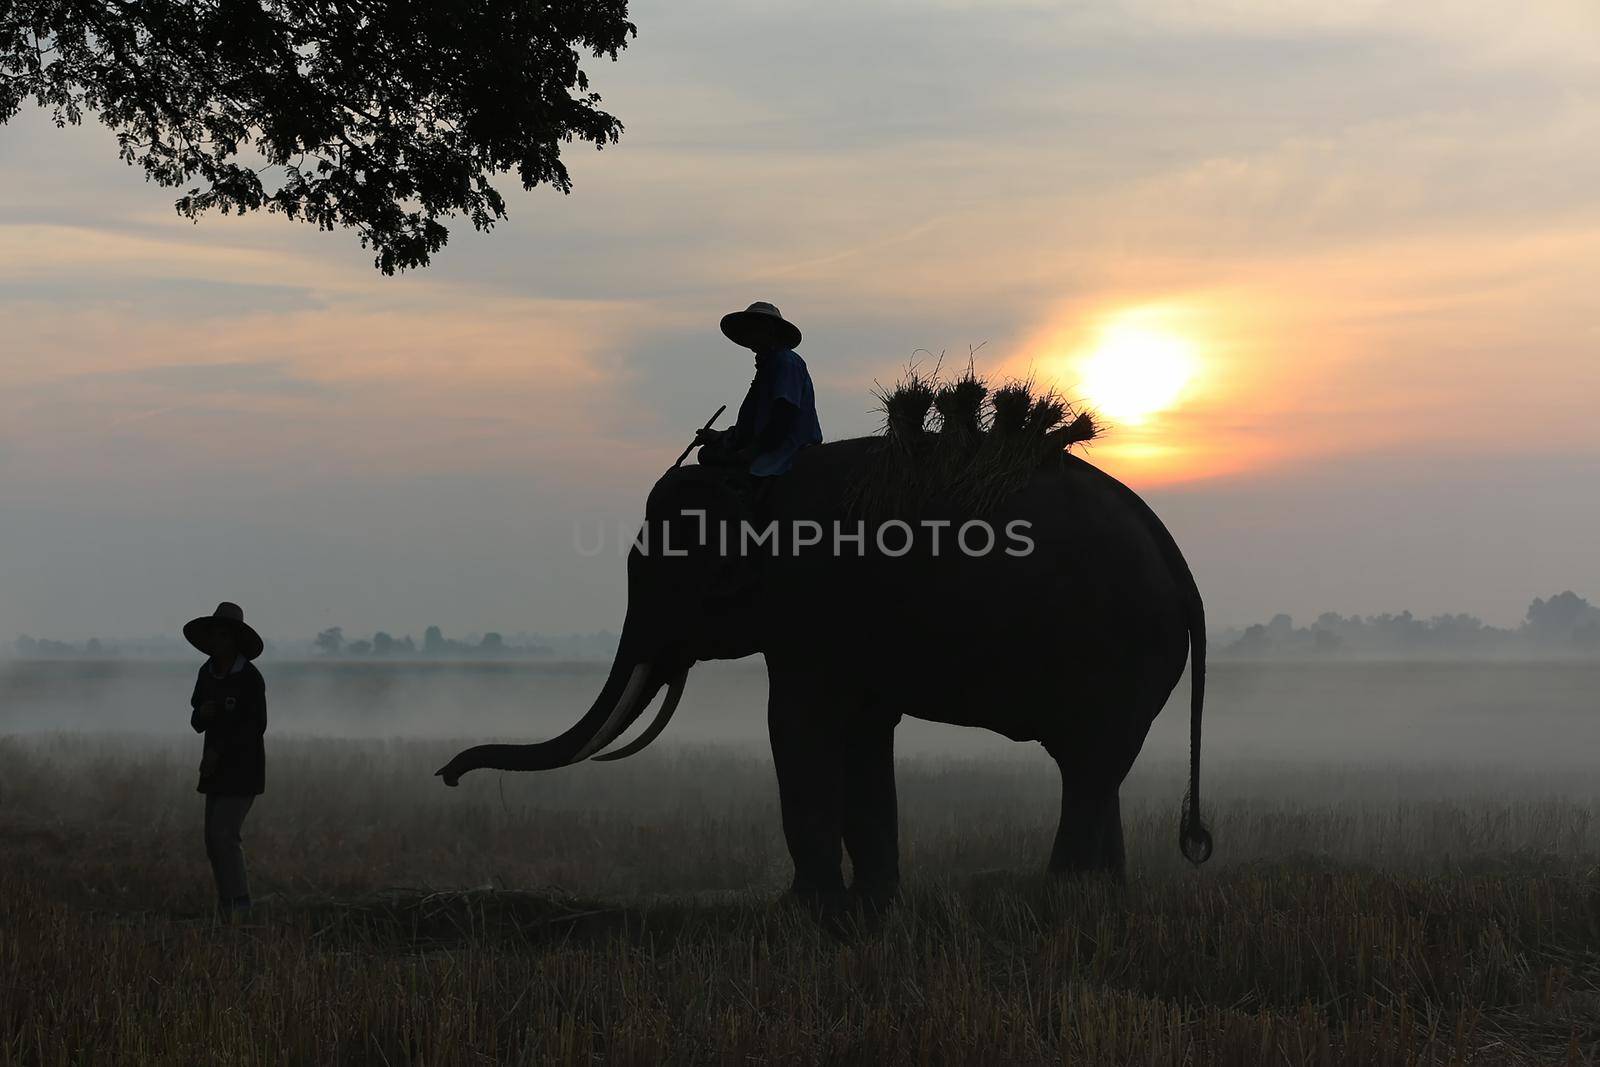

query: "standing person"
left=698, top=301, right=823, bottom=477
left=184, top=601, right=267, bottom=920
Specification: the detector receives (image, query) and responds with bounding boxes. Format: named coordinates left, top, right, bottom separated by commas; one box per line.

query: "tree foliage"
left=1, top=0, right=635, bottom=272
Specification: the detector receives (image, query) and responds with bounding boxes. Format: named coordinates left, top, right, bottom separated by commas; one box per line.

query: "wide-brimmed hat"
left=183, top=602, right=264, bottom=660
left=720, top=301, right=801, bottom=351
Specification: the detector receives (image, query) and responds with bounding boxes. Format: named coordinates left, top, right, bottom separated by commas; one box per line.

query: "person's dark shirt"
left=190, top=658, right=267, bottom=795
left=726, top=348, right=823, bottom=476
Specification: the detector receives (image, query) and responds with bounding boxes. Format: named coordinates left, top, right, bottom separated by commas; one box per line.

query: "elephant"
left=437, top=437, right=1213, bottom=901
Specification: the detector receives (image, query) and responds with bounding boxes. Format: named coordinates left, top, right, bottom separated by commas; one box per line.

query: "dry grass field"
left=3, top=725, right=1599, bottom=1065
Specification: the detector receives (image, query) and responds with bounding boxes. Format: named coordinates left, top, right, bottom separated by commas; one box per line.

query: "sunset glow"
left=1075, top=318, right=1199, bottom=425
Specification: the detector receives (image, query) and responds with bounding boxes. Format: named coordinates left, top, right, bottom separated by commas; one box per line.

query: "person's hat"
left=183, top=602, right=264, bottom=660
left=720, top=301, right=801, bottom=351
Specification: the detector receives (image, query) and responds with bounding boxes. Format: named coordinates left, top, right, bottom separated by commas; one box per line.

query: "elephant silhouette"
left=440, top=437, right=1212, bottom=904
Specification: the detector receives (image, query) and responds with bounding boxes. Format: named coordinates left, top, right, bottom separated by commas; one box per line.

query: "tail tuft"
left=1179, top=791, right=1213, bottom=866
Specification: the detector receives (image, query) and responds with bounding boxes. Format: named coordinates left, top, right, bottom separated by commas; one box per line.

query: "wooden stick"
left=672, top=404, right=727, bottom=469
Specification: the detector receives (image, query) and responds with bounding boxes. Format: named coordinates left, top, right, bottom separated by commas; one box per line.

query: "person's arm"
left=694, top=426, right=730, bottom=446
left=695, top=426, right=733, bottom=463
left=189, top=676, right=211, bottom=734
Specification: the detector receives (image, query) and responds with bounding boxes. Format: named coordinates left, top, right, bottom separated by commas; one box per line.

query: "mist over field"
left=6, top=654, right=1600, bottom=1064
left=5, top=656, right=1598, bottom=771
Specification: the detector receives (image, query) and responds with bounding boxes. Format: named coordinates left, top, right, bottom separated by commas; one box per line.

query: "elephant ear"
left=697, top=474, right=764, bottom=604
left=650, top=466, right=761, bottom=602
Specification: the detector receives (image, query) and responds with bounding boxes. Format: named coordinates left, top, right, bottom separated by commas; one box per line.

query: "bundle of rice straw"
left=845, top=363, right=1100, bottom=521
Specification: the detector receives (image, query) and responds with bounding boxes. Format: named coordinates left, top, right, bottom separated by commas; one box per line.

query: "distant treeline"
left=304, top=625, right=574, bottom=660
left=11, top=591, right=1600, bottom=662
left=10, top=626, right=619, bottom=662
left=1215, top=591, right=1600, bottom=660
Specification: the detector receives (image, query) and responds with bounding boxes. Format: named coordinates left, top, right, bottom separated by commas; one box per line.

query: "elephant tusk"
left=591, top=670, right=688, bottom=762
left=570, top=664, right=652, bottom=763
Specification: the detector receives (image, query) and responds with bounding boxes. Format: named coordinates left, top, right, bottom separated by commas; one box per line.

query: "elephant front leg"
left=768, top=687, right=846, bottom=902
left=841, top=711, right=901, bottom=906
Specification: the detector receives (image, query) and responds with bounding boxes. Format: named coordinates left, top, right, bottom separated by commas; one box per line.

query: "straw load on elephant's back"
left=846, top=365, right=1100, bottom=521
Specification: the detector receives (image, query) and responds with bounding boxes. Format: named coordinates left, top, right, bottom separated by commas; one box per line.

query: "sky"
left=2, top=0, right=1598, bottom=643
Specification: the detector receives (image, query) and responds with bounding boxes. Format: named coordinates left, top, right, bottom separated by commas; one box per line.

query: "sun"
left=1076, top=320, right=1198, bottom=424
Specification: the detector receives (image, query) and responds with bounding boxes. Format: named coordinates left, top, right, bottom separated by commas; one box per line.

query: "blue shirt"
left=730, top=348, right=824, bottom=476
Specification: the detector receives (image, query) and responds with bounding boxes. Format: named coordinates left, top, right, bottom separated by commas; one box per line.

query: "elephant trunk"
left=435, top=639, right=662, bottom=786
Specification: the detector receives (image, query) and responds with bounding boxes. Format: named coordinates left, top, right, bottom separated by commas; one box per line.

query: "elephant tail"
left=1178, top=585, right=1214, bottom=866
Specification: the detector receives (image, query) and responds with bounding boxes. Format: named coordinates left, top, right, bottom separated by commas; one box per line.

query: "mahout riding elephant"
left=437, top=437, right=1212, bottom=903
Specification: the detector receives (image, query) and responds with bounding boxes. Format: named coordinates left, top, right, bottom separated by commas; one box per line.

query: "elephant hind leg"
left=1049, top=787, right=1125, bottom=879
left=1045, top=751, right=1127, bottom=879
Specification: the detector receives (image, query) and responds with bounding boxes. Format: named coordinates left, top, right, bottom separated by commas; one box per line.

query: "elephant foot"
left=849, top=879, right=901, bottom=915
left=778, top=887, right=847, bottom=937
left=1046, top=866, right=1126, bottom=883
left=784, top=884, right=850, bottom=915
left=780, top=883, right=898, bottom=939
